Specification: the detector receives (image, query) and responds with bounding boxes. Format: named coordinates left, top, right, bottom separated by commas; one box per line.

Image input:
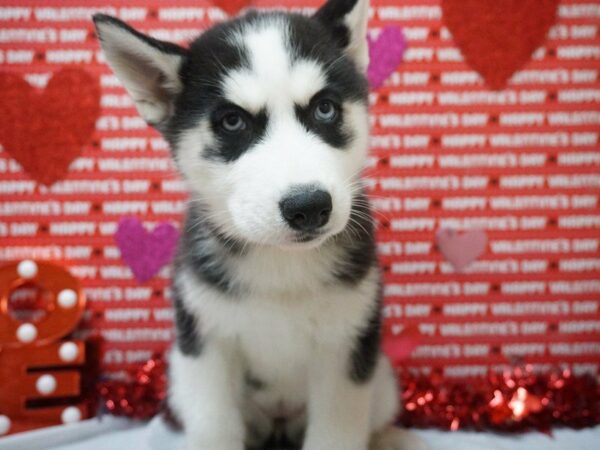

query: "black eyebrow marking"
left=307, top=87, right=343, bottom=105
left=210, top=101, right=253, bottom=121
left=204, top=107, right=269, bottom=163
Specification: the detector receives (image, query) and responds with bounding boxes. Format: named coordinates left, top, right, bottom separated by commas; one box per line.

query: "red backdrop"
left=0, top=0, right=599, bottom=379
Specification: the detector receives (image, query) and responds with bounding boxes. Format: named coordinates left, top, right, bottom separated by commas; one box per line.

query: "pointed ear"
left=314, top=0, right=369, bottom=72
left=93, top=14, right=187, bottom=127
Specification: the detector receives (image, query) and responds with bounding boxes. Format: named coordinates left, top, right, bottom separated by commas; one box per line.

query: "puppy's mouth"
left=274, top=229, right=331, bottom=250
left=299, top=228, right=336, bottom=244
left=283, top=212, right=350, bottom=249
left=294, top=231, right=323, bottom=243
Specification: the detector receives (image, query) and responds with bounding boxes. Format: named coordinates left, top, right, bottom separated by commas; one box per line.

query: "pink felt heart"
left=435, top=228, right=488, bottom=272
left=383, top=324, right=420, bottom=364
left=367, top=26, right=407, bottom=89
left=114, top=217, right=179, bottom=283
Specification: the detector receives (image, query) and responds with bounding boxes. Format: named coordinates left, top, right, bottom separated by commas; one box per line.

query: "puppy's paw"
left=369, top=426, right=428, bottom=450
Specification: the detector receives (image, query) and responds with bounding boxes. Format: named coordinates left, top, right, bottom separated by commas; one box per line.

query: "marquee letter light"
left=0, top=260, right=87, bottom=436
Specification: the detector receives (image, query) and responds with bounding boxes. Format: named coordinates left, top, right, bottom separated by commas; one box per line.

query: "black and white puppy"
left=94, top=1, right=425, bottom=449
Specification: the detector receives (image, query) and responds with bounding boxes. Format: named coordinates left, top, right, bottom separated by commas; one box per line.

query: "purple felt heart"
left=367, top=26, right=407, bottom=89
left=436, top=228, right=488, bottom=272
left=114, top=217, right=179, bottom=283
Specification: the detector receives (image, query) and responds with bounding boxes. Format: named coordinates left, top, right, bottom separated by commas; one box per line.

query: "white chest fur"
left=177, top=248, right=380, bottom=416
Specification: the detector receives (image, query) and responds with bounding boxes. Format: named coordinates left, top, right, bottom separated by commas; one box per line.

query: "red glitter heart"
left=0, top=68, right=100, bottom=186
left=442, top=0, right=559, bottom=90
left=213, top=0, right=252, bottom=16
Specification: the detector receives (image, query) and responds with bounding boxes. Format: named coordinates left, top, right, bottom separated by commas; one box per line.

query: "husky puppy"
left=94, top=1, right=425, bottom=449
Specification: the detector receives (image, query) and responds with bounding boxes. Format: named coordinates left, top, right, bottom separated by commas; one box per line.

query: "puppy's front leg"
left=169, top=340, right=244, bottom=450
left=303, top=348, right=373, bottom=450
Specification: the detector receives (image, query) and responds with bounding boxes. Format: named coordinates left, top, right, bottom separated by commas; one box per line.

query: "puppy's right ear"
left=93, top=14, right=187, bottom=127
left=314, top=0, right=370, bottom=72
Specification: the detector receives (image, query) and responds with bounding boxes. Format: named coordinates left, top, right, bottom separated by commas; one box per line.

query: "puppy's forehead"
left=223, top=18, right=327, bottom=112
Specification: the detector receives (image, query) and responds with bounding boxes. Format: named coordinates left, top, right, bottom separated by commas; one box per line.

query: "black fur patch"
left=313, top=0, right=359, bottom=25
left=287, top=13, right=368, bottom=103
left=313, top=0, right=359, bottom=50
left=245, top=372, right=266, bottom=391
left=294, top=91, right=351, bottom=149
left=333, top=190, right=377, bottom=284
left=164, top=15, right=255, bottom=161
left=348, top=284, right=383, bottom=383
left=205, top=108, right=269, bottom=162
left=286, top=12, right=368, bottom=151
left=171, top=282, right=202, bottom=356
left=177, top=203, right=244, bottom=293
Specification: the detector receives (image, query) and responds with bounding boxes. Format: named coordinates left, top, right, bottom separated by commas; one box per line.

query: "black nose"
left=279, top=187, right=332, bottom=232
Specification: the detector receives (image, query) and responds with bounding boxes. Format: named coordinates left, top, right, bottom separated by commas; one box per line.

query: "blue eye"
left=221, top=112, right=246, bottom=132
left=313, top=100, right=338, bottom=122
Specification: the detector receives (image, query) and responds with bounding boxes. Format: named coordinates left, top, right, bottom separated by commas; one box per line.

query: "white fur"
left=169, top=261, right=401, bottom=450
left=223, top=22, right=327, bottom=113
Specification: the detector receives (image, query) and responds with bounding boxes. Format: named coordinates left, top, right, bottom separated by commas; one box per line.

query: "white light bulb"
left=16, top=323, right=38, bottom=343
left=0, top=415, right=11, bottom=436
left=61, top=406, right=82, bottom=424
left=17, top=260, right=38, bottom=279
left=57, top=289, right=77, bottom=309
left=36, top=374, right=57, bottom=395
left=59, top=342, right=79, bottom=362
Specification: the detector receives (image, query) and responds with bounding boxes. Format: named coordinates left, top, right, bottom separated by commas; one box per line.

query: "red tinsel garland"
left=97, top=355, right=600, bottom=431
left=399, top=366, right=600, bottom=432
left=97, top=354, right=167, bottom=420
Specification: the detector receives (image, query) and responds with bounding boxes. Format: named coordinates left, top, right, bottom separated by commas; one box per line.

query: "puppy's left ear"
left=314, top=0, right=370, bottom=72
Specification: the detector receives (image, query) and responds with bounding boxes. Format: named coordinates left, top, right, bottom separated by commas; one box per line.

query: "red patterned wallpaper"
left=0, top=0, right=599, bottom=378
